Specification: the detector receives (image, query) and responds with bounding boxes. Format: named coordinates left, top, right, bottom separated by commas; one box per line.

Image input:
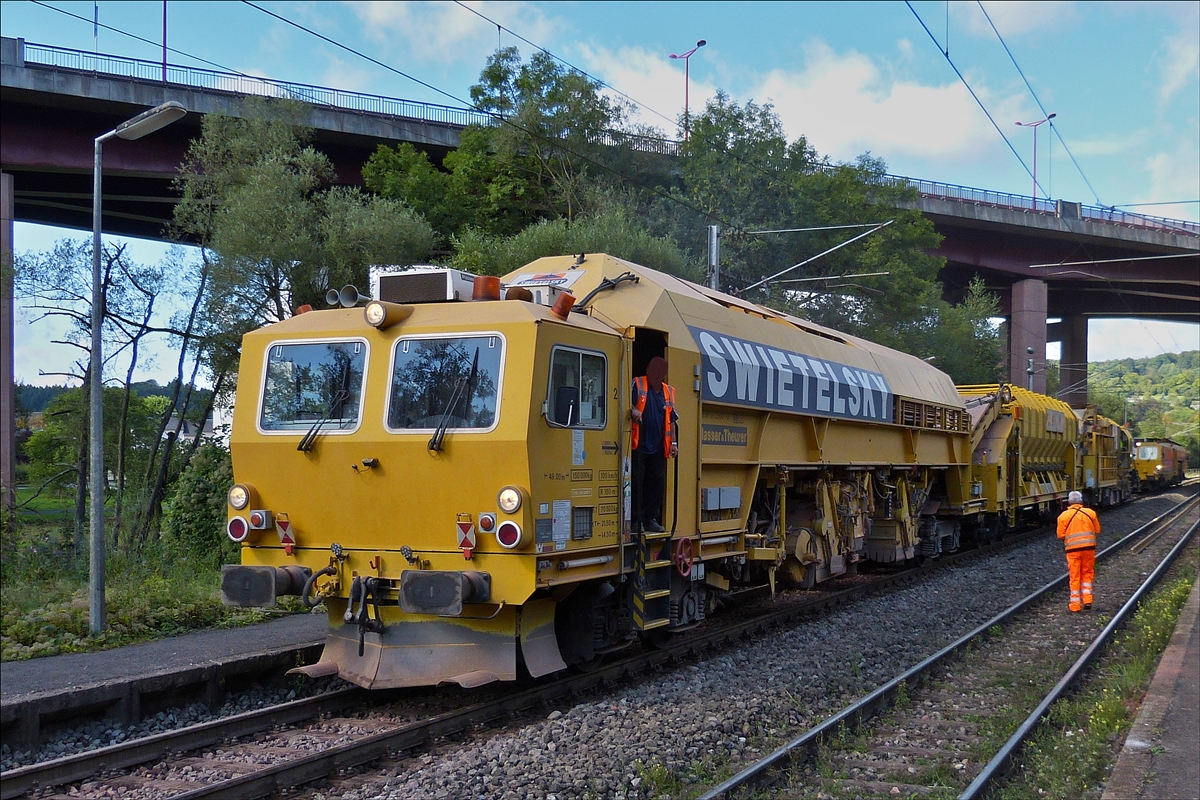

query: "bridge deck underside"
left=932, top=217, right=1199, bottom=321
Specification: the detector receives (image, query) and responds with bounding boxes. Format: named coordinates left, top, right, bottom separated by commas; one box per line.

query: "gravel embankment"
left=318, top=493, right=1189, bottom=800
left=5, top=492, right=1187, bottom=799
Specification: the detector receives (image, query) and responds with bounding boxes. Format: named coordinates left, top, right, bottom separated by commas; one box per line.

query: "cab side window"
left=547, top=347, right=606, bottom=428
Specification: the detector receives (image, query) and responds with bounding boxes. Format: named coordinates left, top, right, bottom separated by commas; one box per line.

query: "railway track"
left=698, top=492, right=1199, bottom=799
left=3, top=489, right=1191, bottom=799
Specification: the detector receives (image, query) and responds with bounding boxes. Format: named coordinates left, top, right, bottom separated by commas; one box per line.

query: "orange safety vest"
left=1057, top=504, right=1100, bottom=552
left=631, top=376, right=676, bottom=457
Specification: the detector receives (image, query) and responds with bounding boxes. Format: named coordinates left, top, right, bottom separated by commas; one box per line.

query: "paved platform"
left=1, top=612, right=327, bottom=749
left=1103, top=567, right=1200, bottom=800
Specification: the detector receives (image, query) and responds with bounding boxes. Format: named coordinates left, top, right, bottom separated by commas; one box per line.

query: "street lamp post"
left=1015, top=113, right=1055, bottom=201
left=90, top=101, right=185, bottom=635
left=669, top=39, right=706, bottom=140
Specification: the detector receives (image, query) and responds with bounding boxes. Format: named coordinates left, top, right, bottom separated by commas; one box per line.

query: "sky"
left=3, top=0, right=1198, bottom=384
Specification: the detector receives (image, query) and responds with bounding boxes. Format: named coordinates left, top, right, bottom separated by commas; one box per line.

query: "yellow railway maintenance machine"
left=957, top=384, right=1081, bottom=533
left=221, top=255, right=977, bottom=690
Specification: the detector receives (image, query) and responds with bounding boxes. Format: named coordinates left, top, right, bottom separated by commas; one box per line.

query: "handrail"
left=15, top=40, right=1200, bottom=235
left=18, top=41, right=680, bottom=155
left=881, top=173, right=1200, bottom=236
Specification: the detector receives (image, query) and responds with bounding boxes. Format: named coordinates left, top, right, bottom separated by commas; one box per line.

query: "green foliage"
left=997, top=571, right=1195, bottom=800
left=0, top=537, right=275, bottom=661
left=22, top=386, right=160, bottom=494
left=1086, top=350, right=1199, bottom=462
left=471, top=47, right=628, bottom=221
left=450, top=208, right=691, bottom=279
left=919, top=277, right=1004, bottom=385
left=160, top=441, right=236, bottom=569
left=173, top=97, right=435, bottom=328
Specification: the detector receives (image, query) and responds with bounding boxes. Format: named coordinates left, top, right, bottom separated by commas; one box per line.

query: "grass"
left=994, top=556, right=1197, bottom=800
left=1, top=515, right=299, bottom=661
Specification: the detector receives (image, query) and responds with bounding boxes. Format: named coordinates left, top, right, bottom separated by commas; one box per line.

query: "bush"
left=160, top=441, right=236, bottom=569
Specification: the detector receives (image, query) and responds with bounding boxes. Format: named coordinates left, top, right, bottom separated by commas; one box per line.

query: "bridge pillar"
left=2, top=171, right=14, bottom=517
left=1009, top=278, right=1047, bottom=394
left=1059, top=316, right=1089, bottom=409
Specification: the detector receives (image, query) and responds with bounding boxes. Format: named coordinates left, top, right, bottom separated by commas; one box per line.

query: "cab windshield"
left=388, top=335, right=503, bottom=430
left=1138, top=445, right=1159, bottom=460
left=260, top=341, right=366, bottom=431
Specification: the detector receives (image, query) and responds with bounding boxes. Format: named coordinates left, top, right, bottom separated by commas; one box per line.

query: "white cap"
left=1069, top=491, right=1083, bottom=504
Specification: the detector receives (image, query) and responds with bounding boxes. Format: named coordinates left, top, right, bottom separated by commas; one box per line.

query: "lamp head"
left=115, top=101, right=186, bottom=140
left=697, top=39, right=707, bottom=47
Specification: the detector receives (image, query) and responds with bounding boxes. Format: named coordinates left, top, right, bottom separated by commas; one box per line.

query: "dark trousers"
left=631, top=449, right=667, bottom=528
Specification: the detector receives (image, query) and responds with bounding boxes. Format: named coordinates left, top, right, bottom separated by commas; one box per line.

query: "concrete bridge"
left=2, top=36, right=1198, bottom=508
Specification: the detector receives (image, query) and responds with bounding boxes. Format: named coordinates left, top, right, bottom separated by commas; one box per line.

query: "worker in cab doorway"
left=630, top=356, right=678, bottom=534
left=1057, top=490, right=1100, bottom=612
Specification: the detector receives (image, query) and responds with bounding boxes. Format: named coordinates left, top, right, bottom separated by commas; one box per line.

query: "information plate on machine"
left=689, top=327, right=893, bottom=423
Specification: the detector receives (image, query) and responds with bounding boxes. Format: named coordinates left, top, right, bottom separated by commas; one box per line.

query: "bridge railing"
left=13, top=41, right=1199, bottom=234
left=883, top=174, right=1200, bottom=236
left=21, top=41, right=493, bottom=128
left=19, top=41, right=680, bottom=155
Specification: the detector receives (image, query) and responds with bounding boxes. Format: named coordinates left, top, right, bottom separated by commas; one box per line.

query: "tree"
left=470, top=47, right=628, bottom=222
left=450, top=207, right=689, bottom=279
left=14, top=240, right=170, bottom=545
left=173, top=97, right=435, bottom=324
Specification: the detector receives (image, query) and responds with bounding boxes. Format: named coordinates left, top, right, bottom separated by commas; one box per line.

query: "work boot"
left=1084, top=601, right=1092, bottom=610
left=645, top=520, right=666, bottom=533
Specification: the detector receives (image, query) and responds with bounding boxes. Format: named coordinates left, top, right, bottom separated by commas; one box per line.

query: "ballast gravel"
left=2, top=492, right=1185, bottom=800
left=337, top=494, right=1185, bottom=800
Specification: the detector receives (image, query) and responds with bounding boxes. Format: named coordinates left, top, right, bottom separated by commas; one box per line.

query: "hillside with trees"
left=1087, top=351, right=1200, bottom=461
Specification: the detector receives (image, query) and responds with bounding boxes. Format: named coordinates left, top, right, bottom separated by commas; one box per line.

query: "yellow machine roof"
left=505, top=253, right=963, bottom=408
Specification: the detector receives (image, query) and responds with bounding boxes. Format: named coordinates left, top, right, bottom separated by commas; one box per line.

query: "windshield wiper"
left=428, top=348, right=480, bottom=452
left=297, top=388, right=349, bottom=452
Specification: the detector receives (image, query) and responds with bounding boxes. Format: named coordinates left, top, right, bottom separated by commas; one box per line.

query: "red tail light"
left=227, top=516, right=250, bottom=542
left=496, top=520, right=525, bottom=549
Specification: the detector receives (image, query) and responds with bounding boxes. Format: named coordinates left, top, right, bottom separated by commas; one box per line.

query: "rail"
left=697, top=492, right=1199, bottom=800
left=13, top=40, right=1199, bottom=233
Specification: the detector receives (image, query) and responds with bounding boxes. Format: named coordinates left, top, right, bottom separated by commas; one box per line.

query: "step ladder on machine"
left=633, top=531, right=673, bottom=630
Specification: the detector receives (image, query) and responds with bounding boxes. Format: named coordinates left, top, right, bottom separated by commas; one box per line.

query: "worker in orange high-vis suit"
left=630, top=356, right=678, bottom=535
left=1057, top=490, right=1100, bottom=612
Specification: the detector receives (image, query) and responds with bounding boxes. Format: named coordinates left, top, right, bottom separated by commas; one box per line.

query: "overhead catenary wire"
left=905, top=1, right=1037, bottom=190
left=975, top=1, right=1105, bottom=206
left=237, top=1, right=734, bottom=233
left=736, top=220, right=894, bottom=295
left=450, top=0, right=678, bottom=128
left=32, top=0, right=274, bottom=77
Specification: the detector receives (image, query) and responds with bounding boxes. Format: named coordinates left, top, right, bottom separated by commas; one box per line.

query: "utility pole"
left=707, top=225, right=720, bottom=291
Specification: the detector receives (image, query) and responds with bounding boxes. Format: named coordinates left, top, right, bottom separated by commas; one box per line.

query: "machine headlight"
left=363, top=300, right=412, bottom=330
left=364, top=301, right=388, bottom=326
left=228, top=483, right=252, bottom=510
left=497, top=486, right=523, bottom=514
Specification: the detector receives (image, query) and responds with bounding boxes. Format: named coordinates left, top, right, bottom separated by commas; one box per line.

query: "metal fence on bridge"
left=16, top=40, right=1200, bottom=236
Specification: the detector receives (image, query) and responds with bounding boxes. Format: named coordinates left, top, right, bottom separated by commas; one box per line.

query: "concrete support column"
left=2, top=171, right=14, bottom=517
left=1009, top=278, right=1048, bottom=394
left=1060, top=315, right=1089, bottom=408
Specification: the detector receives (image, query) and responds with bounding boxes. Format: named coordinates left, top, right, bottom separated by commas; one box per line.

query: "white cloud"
left=1144, top=136, right=1200, bottom=210
left=580, top=38, right=1033, bottom=169
left=348, top=1, right=557, bottom=64
left=1088, top=320, right=1200, bottom=361
left=1157, top=28, right=1199, bottom=103
left=958, top=1, right=1079, bottom=38
left=574, top=43, right=707, bottom=134
left=752, top=42, right=1027, bottom=166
